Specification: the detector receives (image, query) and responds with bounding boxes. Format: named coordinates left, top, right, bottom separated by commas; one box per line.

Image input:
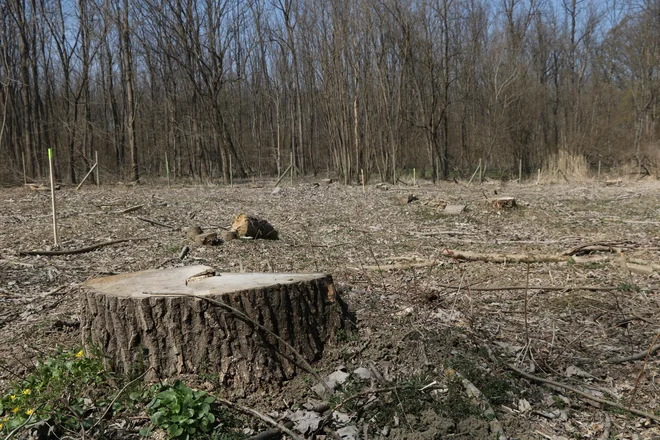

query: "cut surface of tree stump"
left=232, top=214, right=278, bottom=240
left=81, top=266, right=344, bottom=392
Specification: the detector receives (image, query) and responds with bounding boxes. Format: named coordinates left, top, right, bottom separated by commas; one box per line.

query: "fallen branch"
left=113, top=205, right=143, bottom=214
left=19, top=238, right=148, bottom=256
left=134, top=216, right=178, bottom=230
left=442, top=249, right=658, bottom=273
left=442, top=249, right=568, bottom=264
left=216, top=397, right=303, bottom=440
left=353, top=261, right=441, bottom=271
left=436, top=283, right=619, bottom=292
left=598, top=414, right=612, bottom=440
left=504, top=363, right=660, bottom=423
left=561, top=240, right=633, bottom=256
left=608, top=343, right=660, bottom=364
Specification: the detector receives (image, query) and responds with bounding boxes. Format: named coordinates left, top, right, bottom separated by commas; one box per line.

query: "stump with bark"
left=231, top=214, right=279, bottom=240
left=81, top=266, right=345, bottom=392
left=487, top=197, right=517, bottom=210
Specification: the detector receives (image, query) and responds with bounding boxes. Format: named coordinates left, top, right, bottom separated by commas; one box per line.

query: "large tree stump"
left=81, top=266, right=345, bottom=393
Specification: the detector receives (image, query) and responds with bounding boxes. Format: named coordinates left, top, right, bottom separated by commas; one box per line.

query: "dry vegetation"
left=1, top=176, right=659, bottom=439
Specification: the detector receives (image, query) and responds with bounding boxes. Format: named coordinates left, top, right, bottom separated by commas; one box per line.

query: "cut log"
left=397, top=194, right=419, bottom=205
left=186, top=226, right=203, bottom=240
left=194, top=232, right=220, bottom=246
left=81, top=266, right=346, bottom=392
left=488, top=197, right=517, bottom=210
left=232, top=214, right=279, bottom=240
left=221, top=231, right=238, bottom=241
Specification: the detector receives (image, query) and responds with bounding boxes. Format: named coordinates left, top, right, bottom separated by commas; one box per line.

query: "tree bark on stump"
left=81, top=266, right=345, bottom=393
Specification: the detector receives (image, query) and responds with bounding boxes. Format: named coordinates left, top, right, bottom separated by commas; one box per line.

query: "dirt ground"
left=1, top=177, right=659, bottom=439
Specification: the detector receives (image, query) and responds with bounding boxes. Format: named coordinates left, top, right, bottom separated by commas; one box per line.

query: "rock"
left=271, top=187, right=284, bottom=195
left=288, top=410, right=324, bottom=435
left=312, top=369, right=351, bottom=396
left=352, top=367, right=374, bottom=381
left=442, top=204, right=466, bottom=215
left=336, top=425, right=359, bottom=440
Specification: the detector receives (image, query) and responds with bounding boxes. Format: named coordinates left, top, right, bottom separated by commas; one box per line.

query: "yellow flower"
left=22, top=389, right=30, bottom=396
left=76, top=350, right=84, bottom=358
left=9, top=395, right=15, bottom=400
left=25, top=409, right=34, bottom=416
left=12, top=407, right=19, bottom=414
left=0, top=423, right=3, bottom=430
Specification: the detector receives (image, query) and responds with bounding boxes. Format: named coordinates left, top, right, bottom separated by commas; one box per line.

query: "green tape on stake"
left=48, top=148, right=53, bottom=159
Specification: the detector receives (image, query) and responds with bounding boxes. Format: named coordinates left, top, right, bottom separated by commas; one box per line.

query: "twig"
left=333, top=386, right=403, bottom=412
left=113, top=205, right=143, bottom=214
left=628, top=330, right=660, bottom=407
left=4, top=404, right=43, bottom=440
left=524, top=264, right=530, bottom=348
left=19, top=238, right=148, bottom=256
left=154, top=292, right=332, bottom=394
left=216, top=397, right=304, bottom=440
left=134, top=216, right=178, bottom=230
left=598, top=414, right=612, bottom=440
left=504, top=363, right=660, bottom=422
left=608, top=343, right=660, bottom=364
left=89, top=368, right=152, bottom=433
left=246, top=428, right=285, bottom=440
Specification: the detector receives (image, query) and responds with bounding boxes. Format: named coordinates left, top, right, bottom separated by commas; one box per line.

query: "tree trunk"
left=81, top=266, right=346, bottom=393
left=122, top=0, right=138, bottom=182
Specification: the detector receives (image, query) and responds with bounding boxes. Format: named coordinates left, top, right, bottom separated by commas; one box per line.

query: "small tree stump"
left=81, top=266, right=345, bottom=392
left=488, top=197, right=517, bottom=210
left=232, top=214, right=278, bottom=240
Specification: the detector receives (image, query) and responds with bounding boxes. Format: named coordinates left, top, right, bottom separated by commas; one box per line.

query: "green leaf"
left=167, top=424, right=184, bottom=438
left=151, top=411, right=167, bottom=426
left=138, top=426, right=153, bottom=437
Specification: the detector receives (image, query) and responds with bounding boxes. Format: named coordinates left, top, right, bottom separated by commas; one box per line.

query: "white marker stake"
left=48, top=148, right=60, bottom=247
left=361, top=169, right=365, bottom=194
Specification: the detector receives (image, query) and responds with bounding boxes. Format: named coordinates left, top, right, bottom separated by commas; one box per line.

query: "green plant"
left=0, top=348, right=112, bottom=435
left=142, top=381, right=216, bottom=439
left=617, top=283, right=639, bottom=292
left=336, top=329, right=360, bottom=343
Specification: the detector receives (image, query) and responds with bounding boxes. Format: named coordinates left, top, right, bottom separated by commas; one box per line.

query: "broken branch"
left=19, top=238, right=148, bottom=256
left=505, top=363, right=660, bottom=423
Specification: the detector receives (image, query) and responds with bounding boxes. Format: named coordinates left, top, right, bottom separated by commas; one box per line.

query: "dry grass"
left=540, top=149, right=591, bottom=183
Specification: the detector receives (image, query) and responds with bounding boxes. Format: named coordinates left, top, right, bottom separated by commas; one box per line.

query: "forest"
left=0, top=0, right=658, bottom=186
